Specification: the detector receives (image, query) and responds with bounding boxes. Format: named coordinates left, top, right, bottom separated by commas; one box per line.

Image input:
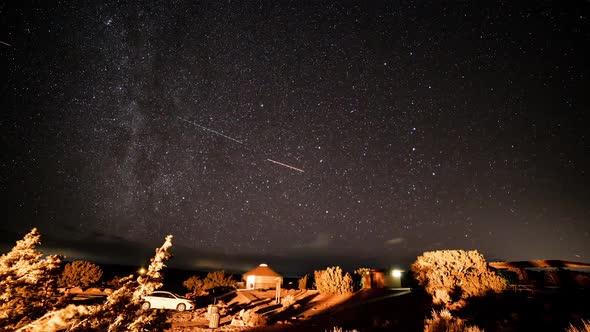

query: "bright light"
left=138, top=267, right=146, bottom=275
left=392, top=269, right=402, bottom=278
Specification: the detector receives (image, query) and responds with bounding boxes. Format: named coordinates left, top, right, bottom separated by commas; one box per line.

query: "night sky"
left=1, top=1, right=589, bottom=275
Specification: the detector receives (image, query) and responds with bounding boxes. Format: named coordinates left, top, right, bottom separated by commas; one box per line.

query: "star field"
left=1, top=1, right=589, bottom=273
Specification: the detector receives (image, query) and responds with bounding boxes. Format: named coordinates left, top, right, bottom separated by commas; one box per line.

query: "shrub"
left=281, top=294, right=296, bottom=309
left=423, top=309, right=483, bottom=332
left=203, top=270, right=235, bottom=289
left=183, top=270, right=234, bottom=296
left=59, top=260, right=103, bottom=288
left=298, top=274, right=308, bottom=290
left=566, top=319, right=590, bottom=332
left=240, top=309, right=267, bottom=327
left=106, top=275, right=125, bottom=289
left=314, top=266, right=354, bottom=295
left=183, top=275, right=205, bottom=295
left=328, top=327, right=360, bottom=332
left=0, top=228, right=62, bottom=330
left=412, top=250, right=506, bottom=309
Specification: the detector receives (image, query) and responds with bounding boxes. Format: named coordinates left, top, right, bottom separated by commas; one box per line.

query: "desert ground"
left=158, top=286, right=590, bottom=331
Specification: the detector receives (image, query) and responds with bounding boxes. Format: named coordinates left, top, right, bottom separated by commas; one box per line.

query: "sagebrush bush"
left=412, top=250, right=506, bottom=309
left=566, top=319, right=590, bottom=332
left=240, top=309, right=267, bottom=327
left=0, top=228, right=63, bottom=330
left=183, top=270, right=234, bottom=296
left=423, top=309, right=483, bottom=332
left=183, top=275, right=204, bottom=293
left=59, top=260, right=103, bottom=288
left=281, top=294, right=296, bottom=309
left=298, top=274, right=308, bottom=290
left=314, top=266, right=354, bottom=295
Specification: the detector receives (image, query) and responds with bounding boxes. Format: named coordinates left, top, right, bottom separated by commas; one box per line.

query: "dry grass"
left=566, top=319, right=590, bottom=332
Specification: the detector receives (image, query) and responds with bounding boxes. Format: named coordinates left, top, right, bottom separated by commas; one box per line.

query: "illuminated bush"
left=240, top=309, right=267, bottom=327
left=298, top=274, right=308, bottom=290
left=314, top=266, right=354, bottom=295
left=183, top=275, right=205, bottom=295
left=0, top=228, right=62, bottom=330
left=281, top=294, right=296, bottom=309
left=412, top=250, right=506, bottom=309
left=423, top=309, right=483, bottom=332
left=566, top=319, right=590, bottom=332
left=183, top=270, right=234, bottom=296
left=106, top=275, right=125, bottom=289
left=203, top=270, right=235, bottom=289
left=59, top=260, right=103, bottom=288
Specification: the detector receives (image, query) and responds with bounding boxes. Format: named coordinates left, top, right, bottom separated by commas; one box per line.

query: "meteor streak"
left=177, top=116, right=305, bottom=173
left=177, top=116, right=243, bottom=144
left=266, top=158, right=305, bottom=173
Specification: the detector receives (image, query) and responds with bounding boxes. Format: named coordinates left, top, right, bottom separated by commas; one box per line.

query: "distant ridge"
left=490, top=260, right=590, bottom=269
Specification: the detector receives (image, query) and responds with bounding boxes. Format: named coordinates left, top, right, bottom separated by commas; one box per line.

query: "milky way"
left=1, top=1, right=589, bottom=274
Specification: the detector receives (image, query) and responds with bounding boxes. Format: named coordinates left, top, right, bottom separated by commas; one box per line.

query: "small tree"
left=59, top=261, right=103, bottom=288
left=298, top=274, right=308, bottom=290
left=184, top=270, right=234, bottom=297
left=412, top=250, right=506, bottom=309
left=314, top=266, right=353, bottom=295
left=203, top=270, right=234, bottom=290
left=183, top=275, right=205, bottom=295
left=0, top=228, right=62, bottom=330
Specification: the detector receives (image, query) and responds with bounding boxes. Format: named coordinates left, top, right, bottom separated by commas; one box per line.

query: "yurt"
left=243, top=264, right=283, bottom=289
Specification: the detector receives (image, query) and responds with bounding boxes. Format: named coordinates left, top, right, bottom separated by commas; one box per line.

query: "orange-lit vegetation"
left=314, top=266, right=354, bottom=295
left=412, top=249, right=506, bottom=309
left=58, top=260, right=103, bottom=288
left=0, top=228, right=62, bottom=330
left=183, top=270, right=235, bottom=297
left=298, top=274, right=308, bottom=290
left=566, top=319, right=590, bottom=332
left=412, top=250, right=507, bottom=331
left=423, top=309, right=482, bottom=332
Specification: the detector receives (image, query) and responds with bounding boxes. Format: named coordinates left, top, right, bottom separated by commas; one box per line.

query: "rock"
left=230, top=317, right=245, bottom=326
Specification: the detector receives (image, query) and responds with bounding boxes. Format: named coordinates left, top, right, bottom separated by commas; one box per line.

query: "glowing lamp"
left=391, top=269, right=402, bottom=278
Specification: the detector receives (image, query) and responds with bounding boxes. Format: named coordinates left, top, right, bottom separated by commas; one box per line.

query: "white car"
left=141, top=291, right=194, bottom=311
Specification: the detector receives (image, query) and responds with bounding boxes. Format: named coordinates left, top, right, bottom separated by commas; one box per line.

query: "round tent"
left=243, top=264, right=283, bottom=289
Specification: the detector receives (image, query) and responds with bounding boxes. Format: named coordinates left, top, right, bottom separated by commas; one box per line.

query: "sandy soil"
left=166, top=288, right=427, bottom=332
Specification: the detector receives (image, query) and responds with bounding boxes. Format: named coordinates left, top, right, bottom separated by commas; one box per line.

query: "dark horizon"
left=2, top=1, right=589, bottom=272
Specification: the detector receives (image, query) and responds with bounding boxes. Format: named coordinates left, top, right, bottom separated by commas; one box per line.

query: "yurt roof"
left=243, top=264, right=282, bottom=277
